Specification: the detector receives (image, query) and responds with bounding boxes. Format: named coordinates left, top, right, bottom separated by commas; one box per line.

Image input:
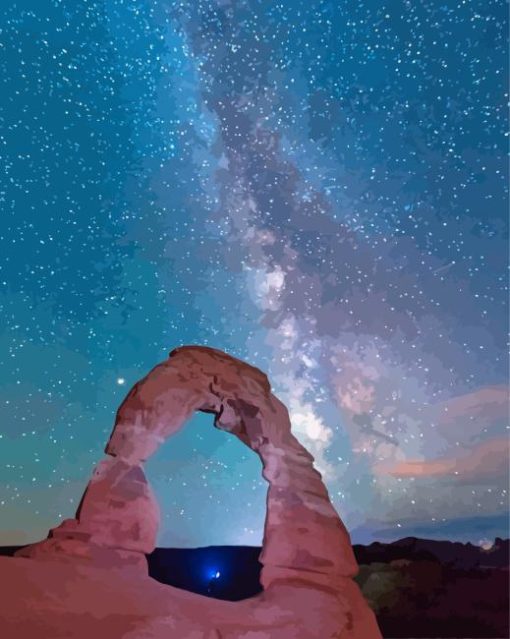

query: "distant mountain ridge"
left=2, top=535, right=508, bottom=569
left=353, top=535, right=509, bottom=569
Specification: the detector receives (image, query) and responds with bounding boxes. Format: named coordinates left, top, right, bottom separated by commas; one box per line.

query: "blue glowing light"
left=208, top=569, right=221, bottom=580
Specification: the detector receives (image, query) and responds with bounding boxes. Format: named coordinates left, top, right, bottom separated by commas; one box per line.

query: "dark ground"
left=1, top=537, right=508, bottom=638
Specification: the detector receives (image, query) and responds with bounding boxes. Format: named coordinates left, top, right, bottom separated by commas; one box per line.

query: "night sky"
left=1, top=1, right=508, bottom=549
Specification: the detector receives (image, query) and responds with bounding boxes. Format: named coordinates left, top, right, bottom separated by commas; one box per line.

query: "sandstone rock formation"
left=15, top=457, right=159, bottom=571
left=4, top=345, right=382, bottom=638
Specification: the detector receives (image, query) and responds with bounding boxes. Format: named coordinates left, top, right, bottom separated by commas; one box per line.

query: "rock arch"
left=16, top=346, right=381, bottom=638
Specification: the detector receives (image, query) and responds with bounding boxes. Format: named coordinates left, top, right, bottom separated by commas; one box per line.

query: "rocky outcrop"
left=16, top=457, right=159, bottom=571
left=9, top=345, right=381, bottom=638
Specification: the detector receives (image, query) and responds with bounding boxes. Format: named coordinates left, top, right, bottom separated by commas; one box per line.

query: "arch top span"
left=105, top=346, right=302, bottom=462
left=106, top=345, right=275, bottom=463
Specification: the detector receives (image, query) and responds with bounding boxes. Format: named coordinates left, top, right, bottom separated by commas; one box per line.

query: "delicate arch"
left=17, top=346, right=357, bottom=593
left=13, top=346, right=384, bottom=637
left=105, top=345, right=358, bottom=591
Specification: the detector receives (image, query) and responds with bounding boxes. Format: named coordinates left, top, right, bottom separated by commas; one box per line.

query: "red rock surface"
left=2, top=345, right=382, bottom=638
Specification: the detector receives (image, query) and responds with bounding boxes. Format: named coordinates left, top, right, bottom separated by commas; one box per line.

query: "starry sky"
left=1, top=0, right=508, bottom=549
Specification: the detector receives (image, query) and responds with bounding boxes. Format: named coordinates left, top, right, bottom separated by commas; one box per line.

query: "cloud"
left=430, top=385, right=509, bottom=443
left=375, top=436, right=509, bottom=484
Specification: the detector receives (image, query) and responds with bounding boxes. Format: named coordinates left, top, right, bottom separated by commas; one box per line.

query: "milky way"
left=0, top=0, right=508, bottom=547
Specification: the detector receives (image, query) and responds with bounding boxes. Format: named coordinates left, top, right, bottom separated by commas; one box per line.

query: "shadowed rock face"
left=11, top=345, right=382, bottom=638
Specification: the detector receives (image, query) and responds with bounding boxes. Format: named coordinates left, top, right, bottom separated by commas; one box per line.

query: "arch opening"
left=144, top=409, right=267, bottom=549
